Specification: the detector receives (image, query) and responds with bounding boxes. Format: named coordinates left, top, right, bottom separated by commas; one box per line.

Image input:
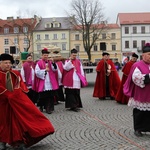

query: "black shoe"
left=13, top=144, right=27, bottom=150
left=99, top=97, right=105, bottom=100
left=110, top=97, right=115, bottom=100
left=46, top=109, right=52, bottom=114
left=70, top=108, right=79, bottom=112
left=39, top=106, right=43, bottom=112
left=134, top=130, right=143, bottom=137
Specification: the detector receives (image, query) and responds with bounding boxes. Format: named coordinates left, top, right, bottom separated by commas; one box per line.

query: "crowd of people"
left=0, top=43, right=150, bottom=149
left=0, top=48, right=86, bottom=149
left=93, top=44, right=150, bottom=137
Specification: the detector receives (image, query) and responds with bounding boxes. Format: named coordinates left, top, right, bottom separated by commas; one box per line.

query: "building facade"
left=117, top=12, right=150, bottom=60
left=70, top=23, right=121, bottom=64
left=32, top=17, right=74, bottom=60
left=0, top=16, right=39, bottom=60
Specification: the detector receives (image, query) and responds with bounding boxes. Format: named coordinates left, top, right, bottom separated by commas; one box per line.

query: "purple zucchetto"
left=142, top=43, right=150, bottom=53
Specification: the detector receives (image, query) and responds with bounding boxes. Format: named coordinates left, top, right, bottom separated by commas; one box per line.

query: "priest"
left=0, top=53, right=55, bottom=150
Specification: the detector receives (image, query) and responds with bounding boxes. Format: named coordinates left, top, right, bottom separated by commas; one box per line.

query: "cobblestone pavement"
left=8, top=72, right=150, bottom=150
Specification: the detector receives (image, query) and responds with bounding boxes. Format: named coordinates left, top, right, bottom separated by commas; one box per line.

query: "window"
left=23, top=27, right=28, bottom=33
left=53, top=34, right=57, bottom=40
left=16, top=48, right=19, bottom=54
left=45, top=34, right=49, bottom=40
left=37, top=44, right=41, bottom=51
left=62, top=43, right=66, bottom=50
left=5, top=48, right=9, bottom=54
left=125, top=27, right=129, bottom=34
left=54, top=23, right=59, bottom=27
left=75, top=45, right=80, bottom=52
left=14, top=38, right=18, bottom=44
left=112, top=45, right=116, bottom=51
left=4, top=39, right=9, bottom=45
left=62, top=33, right=66, bottom=39
left=37, top=34, right=41, bottom=40
left=133, top=40, right=137, bottom=48
left=141, top=26, right=145, bottom=34
left=75, top=34, right=79, bottom=40
left=102, top=33, right=106, bottom=39
left=24, top=48, right=28, bottom=52
left=24, top=38, right=29, bottom=44
left=45, top=23, right=50, bottom=28
left=14, top=27, right=19, bottom=33
left=141, top=40, right=145, bottom=48
left=93, top=44, right=98, bottom=51
left=100, top=42, right=106, bottom=51
left=125, top=41, right=129, bottom=48
left=133, top=27, right=137, bottom=34
left=111, top=33, right=116, bottom=39
left=4, top=28, right=9, bottom=34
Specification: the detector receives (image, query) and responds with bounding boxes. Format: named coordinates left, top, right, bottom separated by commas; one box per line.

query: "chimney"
left=7, top=17, right=14, bottom=20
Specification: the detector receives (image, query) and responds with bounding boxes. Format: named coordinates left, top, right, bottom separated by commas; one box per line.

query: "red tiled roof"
left=0, top=18, right=37, bottom=33
left=117, top=12, right=150, bottom=24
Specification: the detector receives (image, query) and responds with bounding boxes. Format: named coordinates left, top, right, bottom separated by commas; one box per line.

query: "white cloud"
left=0, top=0, right=149, bottom=22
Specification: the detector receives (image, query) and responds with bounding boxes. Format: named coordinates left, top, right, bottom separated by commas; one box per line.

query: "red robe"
left=0, top=69, right=54, bottom=147
left=115, top=60, right=135, bottom=104
left=93, top=59, right=121, bottom=98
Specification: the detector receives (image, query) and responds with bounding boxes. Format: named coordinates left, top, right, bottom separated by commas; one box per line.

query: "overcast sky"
left=0, top=0, right=149, bottom=23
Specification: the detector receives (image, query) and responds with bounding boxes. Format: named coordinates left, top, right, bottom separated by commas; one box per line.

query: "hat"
left=132, top=53, right=138, bottom=58
left=71, top=48, right=78, bottom=54
left=102, top=52, right=110, bottom=56
left=0, top=53, right=14, bottom=64
left=142, top=43, right=150, bottom=53
left=41, top=48, right=50, bottom=54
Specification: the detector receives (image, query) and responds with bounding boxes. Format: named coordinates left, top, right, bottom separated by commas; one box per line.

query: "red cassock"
left=115, top=60, right=135, bottom=104
left=93, top=59, right=121, bottom=98
left=0, top=69, right=55, bottom=147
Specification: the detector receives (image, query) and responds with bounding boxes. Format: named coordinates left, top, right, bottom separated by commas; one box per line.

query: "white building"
left=117, top=12, right=150, bottom=60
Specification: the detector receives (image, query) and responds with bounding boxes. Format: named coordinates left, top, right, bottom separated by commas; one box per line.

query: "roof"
left=117, top=12, right=150, bottom=25
left=0, top=18, right=36, bottom=28
left=34, top=17, right=73, bottom=31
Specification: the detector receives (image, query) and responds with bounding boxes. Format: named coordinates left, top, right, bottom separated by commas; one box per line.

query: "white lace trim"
left=132, top=67, right=145, bottom=88
left=128, top=97, right=150, bottom=111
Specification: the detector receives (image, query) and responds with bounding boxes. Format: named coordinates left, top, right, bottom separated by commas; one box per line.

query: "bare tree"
left=10, top=10, right=40, bottom=54
left=68, top=0, right=108, bottom=61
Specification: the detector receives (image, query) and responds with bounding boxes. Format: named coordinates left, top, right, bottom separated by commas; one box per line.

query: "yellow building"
left=32, top=17, right=74, bottom=60
left=70, top=23, right=121, bottom=64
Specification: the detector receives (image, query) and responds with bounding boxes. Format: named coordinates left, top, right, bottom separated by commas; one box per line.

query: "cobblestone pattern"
left=7, top=72, right=150, bottom=150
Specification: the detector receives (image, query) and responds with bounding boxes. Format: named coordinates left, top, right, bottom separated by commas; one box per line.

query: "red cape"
left=0, top=69, right=54, bottom=147
left=93, top=59, right=121, bottom=98
left=115, top=60, right=135, bottom=104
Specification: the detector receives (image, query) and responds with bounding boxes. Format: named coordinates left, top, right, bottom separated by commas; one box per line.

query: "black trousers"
left=27, top=89, right=38, bottom=104
left=65, top=88, right=83, bottom=109
left=133, top=108, right=150, bottom=132
left=55, top=85, right=65, bottom=102
left=38, top=90, right=55, bottom=111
